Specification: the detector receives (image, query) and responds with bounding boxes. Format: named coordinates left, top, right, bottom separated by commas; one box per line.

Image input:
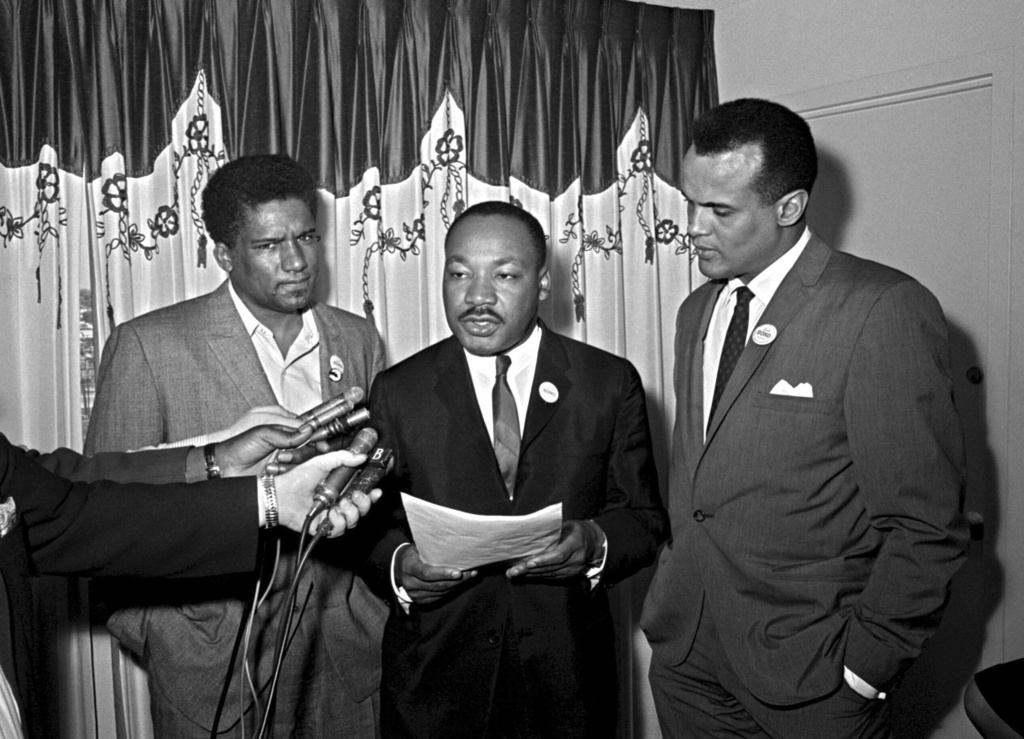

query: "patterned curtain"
left=0, top=1, right=717, bottom=737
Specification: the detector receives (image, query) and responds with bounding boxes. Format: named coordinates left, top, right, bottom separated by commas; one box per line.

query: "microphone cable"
left=255, top=428, right=380, bottom=739
left=209, top=534, right=280, bottom=739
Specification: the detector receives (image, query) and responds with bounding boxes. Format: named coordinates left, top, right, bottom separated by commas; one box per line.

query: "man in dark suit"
left=641, top=98, right=968, bottom=737
left=0, top=424, right=379, bottom=739
left=362, top=201, right=668, bottom=739
left=86, top=154, right=387, bottom=738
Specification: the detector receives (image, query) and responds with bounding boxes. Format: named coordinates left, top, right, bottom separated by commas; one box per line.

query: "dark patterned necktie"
left=709, top=286, right=753, bottom=424
left=492, top=354, right=520, bottom=499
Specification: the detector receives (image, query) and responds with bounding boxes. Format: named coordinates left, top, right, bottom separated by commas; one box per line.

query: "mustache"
left=459, top=307, right=502, bottom=321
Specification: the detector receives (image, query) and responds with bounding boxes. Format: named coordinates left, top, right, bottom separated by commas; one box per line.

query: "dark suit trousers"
left=648, top=609, right=890, bottom=739
left=485, top=614, right=541, bottom=739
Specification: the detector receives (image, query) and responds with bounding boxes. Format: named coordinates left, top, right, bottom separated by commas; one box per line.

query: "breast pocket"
left=752, top=392, right=836, bottom=415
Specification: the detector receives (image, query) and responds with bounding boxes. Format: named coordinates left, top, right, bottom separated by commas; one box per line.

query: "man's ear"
left=538, top=266, right=551, bottom=301
left=776, top=190, right=809, bottom=227
left=213, top=242, right=234, bottom=273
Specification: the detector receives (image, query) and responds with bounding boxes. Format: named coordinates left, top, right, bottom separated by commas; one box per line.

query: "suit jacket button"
left=693, top=510, right=705, bottom=522
left=486, top=630, right=501, bottom=646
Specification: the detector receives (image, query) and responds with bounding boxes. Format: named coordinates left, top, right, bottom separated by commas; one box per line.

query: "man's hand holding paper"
left=504, top=518, right=606, bottom=580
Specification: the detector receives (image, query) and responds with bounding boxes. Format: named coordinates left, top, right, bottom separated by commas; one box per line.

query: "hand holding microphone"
left=316, top=447, right=394, bottom=536
left=273, top=444, right=382, bottom=536
left=309, top=427, right=379, bottom=518
left=265, top=387, right=368, bottom=472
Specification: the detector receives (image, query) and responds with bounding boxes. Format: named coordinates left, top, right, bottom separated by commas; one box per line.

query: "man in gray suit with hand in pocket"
left=642, top=98, right=968, bottom=738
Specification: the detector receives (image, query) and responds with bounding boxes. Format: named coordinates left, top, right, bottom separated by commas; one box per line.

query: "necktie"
left=709, top=286, right=753, bottom=424
left=492, top=354, right=520, bottom=499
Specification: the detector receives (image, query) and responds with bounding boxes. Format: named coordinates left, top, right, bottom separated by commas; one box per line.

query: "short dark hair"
left=202, top=154, right=319, bottom=245
left=446, top=201, right=547, bottom=269
left=691, top=98, right=817, bottom=205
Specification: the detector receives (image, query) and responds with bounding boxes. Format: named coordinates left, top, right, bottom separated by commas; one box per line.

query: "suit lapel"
left=312, top=304, right=341, bottom=401
left=702, top=237, right=832, bottom=447
left=521, top=328, right=570, bottom=453
left=433, top=339, right=495, bottom=464
left=683, top=286, right=719, bottom=480
left=203, top=282, right=277, bottom=408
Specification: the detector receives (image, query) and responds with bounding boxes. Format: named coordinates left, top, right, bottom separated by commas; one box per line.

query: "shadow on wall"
left=892, top=316, right=1002, bottom=739
left=806, top=147, right=853, bottom=252
left=810, top=145, right=1004, bottom=738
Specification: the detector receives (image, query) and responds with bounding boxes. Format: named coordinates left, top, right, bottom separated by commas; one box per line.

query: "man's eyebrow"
left=248, top=227, right=317, bottom=244
left=681, top=190, right=734, bottom=210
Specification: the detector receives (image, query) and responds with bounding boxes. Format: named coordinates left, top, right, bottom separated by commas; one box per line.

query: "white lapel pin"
left=752, top=324, right=777, bottom=346
left=539, top=381, right=559, bottom=403
left=328, top=355, right=345, bottom=382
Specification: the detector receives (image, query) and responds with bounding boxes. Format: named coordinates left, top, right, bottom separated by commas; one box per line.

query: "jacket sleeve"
left=1, top=433, right=259, bottom=578
left=85, top=322, right=166, bottom=454
left=29, top=444, right=189, bottom=485
left=589, top=360, right=668, bottom=586
left=357, top=371, right=413, bottom=601
left=842, top=280, right=968, bottom=689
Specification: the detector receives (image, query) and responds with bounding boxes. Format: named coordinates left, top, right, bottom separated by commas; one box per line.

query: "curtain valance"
left=1, top=0, right=715, bottom=196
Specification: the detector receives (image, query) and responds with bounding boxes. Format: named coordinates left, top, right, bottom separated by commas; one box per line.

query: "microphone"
left=297, top=387, right=364, bottom=434
left=342, top=447, right=394, bottom=497
left=306, top=407, right=371, bottom=444
left=315, top=447, right=393, bottom=537
left=308, top=427, right=378, bottom=517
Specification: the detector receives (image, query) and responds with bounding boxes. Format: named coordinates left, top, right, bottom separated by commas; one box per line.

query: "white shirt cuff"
left=130, top=434, right=208, bottom=452
left=844, top=666, right=886, bottom=700
left=584, top=522, right=608, bottom=589
left=390, top=542, right=414, bottom=614
left=256, top=479, right=266, bottom=528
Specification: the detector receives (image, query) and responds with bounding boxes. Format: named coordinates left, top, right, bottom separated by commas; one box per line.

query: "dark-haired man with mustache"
left=362, top=201, right=668, bottom=738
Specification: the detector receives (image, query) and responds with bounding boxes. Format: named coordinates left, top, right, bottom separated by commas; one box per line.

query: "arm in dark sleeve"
left=590, top=360, right=668, bottom=585
left=1, top=433, right=258, bottom=578
left=357, top=372, right=414, bottom=599
left=843, top=280, right=968, bottom=689
left=28, top=443, right=190, bottom=485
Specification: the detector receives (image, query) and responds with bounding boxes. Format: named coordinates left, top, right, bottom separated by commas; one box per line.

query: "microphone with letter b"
left=315, top=447, right=394, bottom=537
left=308, top=427, right=378, bottom=518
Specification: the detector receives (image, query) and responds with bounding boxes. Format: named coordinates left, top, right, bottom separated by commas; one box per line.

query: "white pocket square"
left=770, top=379, right=813, bottom=398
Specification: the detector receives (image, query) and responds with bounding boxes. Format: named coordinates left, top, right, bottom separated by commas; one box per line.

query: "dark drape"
left=1, top=0, right=715, bottom=195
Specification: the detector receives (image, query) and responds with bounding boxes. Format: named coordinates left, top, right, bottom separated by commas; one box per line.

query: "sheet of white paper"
left=401, top=493, right=563, bottom=570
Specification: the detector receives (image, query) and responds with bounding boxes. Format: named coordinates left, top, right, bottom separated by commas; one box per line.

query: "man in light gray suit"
left=86, top=154, right=387, bottom=738
left=641, top=99, right=968, bottom=738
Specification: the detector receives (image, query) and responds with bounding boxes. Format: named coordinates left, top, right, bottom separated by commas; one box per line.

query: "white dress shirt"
left=462, top=322, right=542, bottom=441
left=229, top=281, right=322, bottom=414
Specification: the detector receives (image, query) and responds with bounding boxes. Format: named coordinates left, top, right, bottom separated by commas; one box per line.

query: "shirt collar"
left=227, top=280, right=317, bottom=341
left=725, top=226, right=811, bottom=305
left=463, top=321, right=543, bottom=378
